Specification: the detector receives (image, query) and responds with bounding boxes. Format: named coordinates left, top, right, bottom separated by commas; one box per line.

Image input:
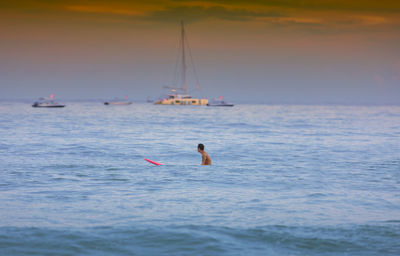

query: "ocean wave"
left=1, top=224, right=399, bottom=256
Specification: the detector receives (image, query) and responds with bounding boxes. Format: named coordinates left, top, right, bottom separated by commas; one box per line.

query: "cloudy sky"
left=1, top=0, right=399, bottom=104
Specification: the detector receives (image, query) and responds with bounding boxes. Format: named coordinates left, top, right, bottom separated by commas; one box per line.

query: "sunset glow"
left=1, top=0, right=399, bottom=104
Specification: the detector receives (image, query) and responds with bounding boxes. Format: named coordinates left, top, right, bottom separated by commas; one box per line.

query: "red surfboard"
left=145, top=158, right=163, bottom=166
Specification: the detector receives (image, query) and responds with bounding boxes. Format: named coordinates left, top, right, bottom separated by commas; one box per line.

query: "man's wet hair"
left=198, top=144, right=204, bottom=151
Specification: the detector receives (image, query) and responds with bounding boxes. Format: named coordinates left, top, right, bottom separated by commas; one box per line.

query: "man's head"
left=198, top=143, right=204, bottom=152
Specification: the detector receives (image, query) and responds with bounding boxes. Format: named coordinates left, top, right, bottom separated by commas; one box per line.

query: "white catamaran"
left=154, top=21, right=208, bottom=106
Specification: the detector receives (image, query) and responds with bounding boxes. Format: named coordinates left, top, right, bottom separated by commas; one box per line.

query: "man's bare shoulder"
left=203, top=152, right=212, bottom=165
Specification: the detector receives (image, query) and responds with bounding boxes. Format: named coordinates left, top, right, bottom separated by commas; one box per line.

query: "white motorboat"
left=207, top=96, right=234, bottom=107
left=104, top=96, right=132, bottom=105
left=32, top=94, right=65, bottom=108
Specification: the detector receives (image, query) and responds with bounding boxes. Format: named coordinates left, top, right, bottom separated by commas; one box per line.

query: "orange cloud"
left=64, top=5, right=147, bottom=16
left=266, top=17, right=323, bottom=25
left=2, top=0, right=400, bottom=35
left=354, top=15, right=389, bottom=25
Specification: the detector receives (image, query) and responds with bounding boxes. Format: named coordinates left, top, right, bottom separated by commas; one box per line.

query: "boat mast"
left=181, top=21, right=187, bottom=94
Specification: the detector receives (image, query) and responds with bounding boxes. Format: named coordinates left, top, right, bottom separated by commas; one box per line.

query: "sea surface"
left=0, top=102, right=399, bottom=255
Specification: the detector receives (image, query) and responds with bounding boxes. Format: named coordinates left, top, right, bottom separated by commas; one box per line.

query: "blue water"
left=1, top=102, right=399, bottom=255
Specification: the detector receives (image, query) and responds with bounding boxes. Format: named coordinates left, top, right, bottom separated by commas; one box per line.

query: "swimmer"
left=197, top=143, right=212, bottom=165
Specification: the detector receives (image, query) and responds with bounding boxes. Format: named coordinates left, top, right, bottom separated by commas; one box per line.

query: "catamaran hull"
left=155, top=98, right=208, bottom=105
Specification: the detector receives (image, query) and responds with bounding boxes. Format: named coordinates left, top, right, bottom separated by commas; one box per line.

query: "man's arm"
left=201, top=154, right=207, bottom=165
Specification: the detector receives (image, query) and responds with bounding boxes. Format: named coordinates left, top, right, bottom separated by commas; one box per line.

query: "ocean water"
left=0, top=102, right=399, bottom=255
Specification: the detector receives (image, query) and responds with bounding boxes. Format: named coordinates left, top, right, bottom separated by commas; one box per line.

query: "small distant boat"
left=207, top=96, right=234, bottom=107
left=32, top=94, right=65, bottom=108
left=104, top=96, right=132, bottom=106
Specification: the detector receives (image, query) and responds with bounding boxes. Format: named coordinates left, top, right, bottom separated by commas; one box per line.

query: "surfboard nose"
left=145, top=158, right=163, bottom=166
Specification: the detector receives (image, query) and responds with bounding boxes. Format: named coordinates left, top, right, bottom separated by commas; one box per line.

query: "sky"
left=1, top=0, right=400, bottom=104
